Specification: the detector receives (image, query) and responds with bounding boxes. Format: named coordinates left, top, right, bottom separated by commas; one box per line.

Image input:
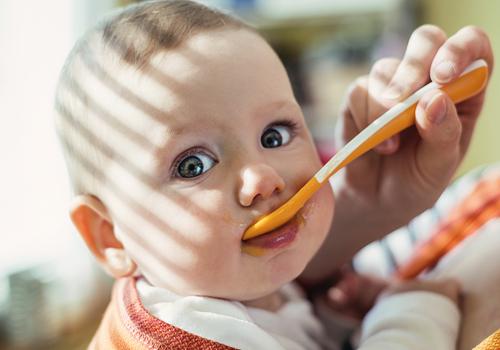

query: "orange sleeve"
left=473, top=329, right=500, bottom=350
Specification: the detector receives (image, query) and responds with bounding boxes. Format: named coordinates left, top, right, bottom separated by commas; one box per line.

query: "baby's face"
left=102, top=29, right=334, bottom=300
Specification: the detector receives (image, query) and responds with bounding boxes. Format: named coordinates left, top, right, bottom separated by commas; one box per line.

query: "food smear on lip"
left=241, top=245, right=266, bottom=257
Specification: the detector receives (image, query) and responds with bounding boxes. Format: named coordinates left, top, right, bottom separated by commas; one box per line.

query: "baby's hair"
left=100, top=0, right=253, bottom=67
left=54, top=0, right=253, bottom=196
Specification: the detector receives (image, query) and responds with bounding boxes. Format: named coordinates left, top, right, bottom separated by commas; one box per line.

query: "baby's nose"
left=238, top=163, right=285, bottom=207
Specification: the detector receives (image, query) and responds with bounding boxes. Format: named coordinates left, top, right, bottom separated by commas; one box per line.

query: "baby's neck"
left=242, top=291, right=285, bottom=312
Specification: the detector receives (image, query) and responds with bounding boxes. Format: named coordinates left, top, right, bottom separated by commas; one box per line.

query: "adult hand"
left=303, top=25, right=494, bottom=279
left=338, top=24, right=493, bottom=212
left=324, top=267, right=388, bottom=321
left=335, top=25, right=493, bottom=245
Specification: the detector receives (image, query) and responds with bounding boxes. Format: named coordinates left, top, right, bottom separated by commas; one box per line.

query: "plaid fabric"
left=89, top=278, right=236, bottom=350
left=473, top=329, right=500, bottom=350
left=353, top=165, right=500, bottom=277
left=395, top=171, right=500, bottom=279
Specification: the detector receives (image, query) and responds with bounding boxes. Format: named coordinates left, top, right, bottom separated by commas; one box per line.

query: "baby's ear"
left=69, top=195, right=136, bottom=278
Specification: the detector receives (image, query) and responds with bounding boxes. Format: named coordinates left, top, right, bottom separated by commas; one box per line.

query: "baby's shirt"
left=359, top=291, right=460, bottom=349
left=87, top=276, right=460, bottom=349
left=137, top=278, right=336, bottom=349
left=133, top=278, right=460, bottom=350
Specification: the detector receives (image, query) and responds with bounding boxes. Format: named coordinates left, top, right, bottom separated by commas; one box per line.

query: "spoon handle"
left=314, top=59, right=489, bottom=184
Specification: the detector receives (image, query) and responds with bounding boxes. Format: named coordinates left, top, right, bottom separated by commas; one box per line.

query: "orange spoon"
left=243, top=59, right=489, bottom=241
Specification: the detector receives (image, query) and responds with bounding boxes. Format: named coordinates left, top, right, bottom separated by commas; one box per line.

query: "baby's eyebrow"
left=164, top=123, right=191, bottom=137
left=256, top=100, right=302, bottom=118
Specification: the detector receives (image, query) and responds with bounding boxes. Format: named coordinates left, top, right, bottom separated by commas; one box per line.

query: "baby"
left=53, top=1, right=493, bottom=349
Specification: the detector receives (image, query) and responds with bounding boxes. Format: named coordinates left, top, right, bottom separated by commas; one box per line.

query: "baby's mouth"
left=241, top=213, right=300, bottom=254
left=240, top=197, right=315, bottom=256
left=240, top=198, right=317, bottom=258
left=241, top=197, right=314, bottom=240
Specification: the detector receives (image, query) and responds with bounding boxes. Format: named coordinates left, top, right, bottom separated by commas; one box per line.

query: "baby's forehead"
left=76, top=54, right=222, bottom=145
left=93, top=33, right=244, bottom=110
left=101, top=60, right=220, bottom=135
left=74, top=28, right=297, bottom=148
left=102, top=49, right=299, bottom=124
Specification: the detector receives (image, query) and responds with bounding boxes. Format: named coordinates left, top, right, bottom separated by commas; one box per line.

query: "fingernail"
left=382, top=84, right=403, bottom=100
left=378, top=137, right=396, bottom=151
left=434, top=60, right=456, bottom=83
left=426, top=93, right=447, bottom=124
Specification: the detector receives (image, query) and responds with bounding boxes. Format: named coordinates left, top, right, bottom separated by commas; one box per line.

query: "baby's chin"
left=232, top=250, right=313, bottom=301
left=170, top=265, right=300, bottom=301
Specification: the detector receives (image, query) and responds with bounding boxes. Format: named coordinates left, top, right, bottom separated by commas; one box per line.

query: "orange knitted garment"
left=473, top=329, right=500, bottom=350
left=396, top=173, right=500, bottom=279
left=89, top=278, right=235, bottom=350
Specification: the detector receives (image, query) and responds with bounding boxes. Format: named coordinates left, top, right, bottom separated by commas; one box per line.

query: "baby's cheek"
left=183, top=241, right=242, bottom=293
left=209, top=205, right=243, bottom=227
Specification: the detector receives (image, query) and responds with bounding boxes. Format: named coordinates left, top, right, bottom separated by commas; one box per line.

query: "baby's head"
left=55, top=0, right=334, bottom=301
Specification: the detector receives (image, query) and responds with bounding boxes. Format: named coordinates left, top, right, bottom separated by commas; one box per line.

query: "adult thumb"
left=415, top=90, right=462, bottom=185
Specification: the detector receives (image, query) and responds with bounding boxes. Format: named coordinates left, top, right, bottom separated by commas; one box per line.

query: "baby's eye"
left=261, top=124, right=293, bottom=148
left=176, top=152, right=217, bottom=178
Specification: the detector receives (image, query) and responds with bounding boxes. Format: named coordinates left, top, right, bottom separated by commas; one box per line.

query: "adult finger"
left=382, top=24, right=448, bottom=103
left=366, top=57, right=401, bottom=153
left=335, top=75, right=369, bottom=149
left=367, top=57, right=401, bottom=124
left=430, top=25, right=494, bottom=84
left=414, top=89, right=462, bottom=188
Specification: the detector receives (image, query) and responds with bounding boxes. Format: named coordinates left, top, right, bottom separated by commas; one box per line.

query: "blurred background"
left=0, top=0, right=498, bottom=348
